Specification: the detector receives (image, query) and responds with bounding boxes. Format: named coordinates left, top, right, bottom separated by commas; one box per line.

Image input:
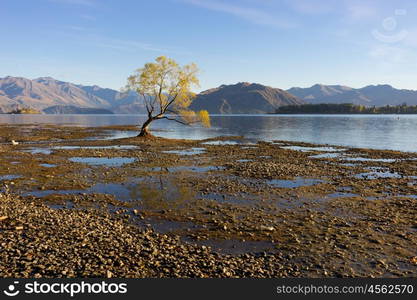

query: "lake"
left=1, top=114, right=417, bottom=152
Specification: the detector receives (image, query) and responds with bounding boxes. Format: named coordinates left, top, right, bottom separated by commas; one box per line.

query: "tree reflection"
left=128, top=173, right=196, bottom=211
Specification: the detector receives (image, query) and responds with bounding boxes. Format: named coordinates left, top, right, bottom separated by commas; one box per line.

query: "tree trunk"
left=138, top=117, right=153, bottom=137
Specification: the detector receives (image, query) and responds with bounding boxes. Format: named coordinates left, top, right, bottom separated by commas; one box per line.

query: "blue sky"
left=1, top=0, right=417, bottom=91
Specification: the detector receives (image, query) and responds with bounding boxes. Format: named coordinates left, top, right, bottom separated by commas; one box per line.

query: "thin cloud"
left=182, top=0, right=297, bottom=29
left=56, top=25, right=187, bottom=54
left=80, top=14, right=97, bottom=21
left=65, top=25, right=87, bottom=31
left=48, top=0, right=97, bottom=7
left=369, top=44, right=412, bottom=65
left=286, top=0, right=335, bottom=15
left=95, top=37, right=167, bottom=53
left=344, top=1, right=379, bottom=21
left=403, top=29, right=417, bottom=48
left=65, top=32, right=192, bottom=55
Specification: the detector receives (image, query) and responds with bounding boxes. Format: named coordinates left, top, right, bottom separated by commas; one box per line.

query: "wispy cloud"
left=344, top=1, right=379, bottom=21
left=366, top=3, right=417, bottom=67
left=98, top=37, right=192, bottom=55
left=368, top=29, right=417, bottom=67
left=286, top=0, right=335, bottom=15
left=182, top=0, right=297, bottom=29
left=58, top=29, right=191, bottom=55
left=65, top=25, right=87, bottom=31
left=80, top=14, right=96, bottom=21
left=48, top=0, right=97, bottom=7
left=93, top=37, right=167, bottom=53
left=369, top=44, right=411, bottom=64
left=402, top=28, right=417, bottom=48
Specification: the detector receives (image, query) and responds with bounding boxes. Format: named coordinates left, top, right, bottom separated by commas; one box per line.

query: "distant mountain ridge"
left=190, top=82, right=304, bottom=114
left=287, top=84, right=417, bottom=106
left=0, top=76, right=146, bottom=114
left=43, top=105, right=114, bottom=114
left=2, top=76, right=417, bottom=114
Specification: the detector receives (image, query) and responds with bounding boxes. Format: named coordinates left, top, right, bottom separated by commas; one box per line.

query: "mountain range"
left=0, top=76, right=146, bottom=114
left=1, top=76, right=417, bottom=114
left=190, top=82, right=303, bottom=113
left=287, top=84, right=417, bottom=106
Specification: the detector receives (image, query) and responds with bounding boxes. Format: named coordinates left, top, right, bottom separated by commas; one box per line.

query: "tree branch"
left=162, top=93, right=178, bottom=114
left=158, top=74, right=166, bottom=114
left=141, top=93, right=152, bottom=115
left=161, top=116, right=197, bottom=126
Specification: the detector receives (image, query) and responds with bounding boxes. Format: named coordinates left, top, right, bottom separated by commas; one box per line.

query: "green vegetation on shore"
left=275, top=103, right=417, bottom=114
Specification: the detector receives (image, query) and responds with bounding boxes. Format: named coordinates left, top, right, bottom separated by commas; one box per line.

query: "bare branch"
left=141, top=93, right=152, bottom=115
left=165, top=108, right=178, bottom=114
left=161, top=116, right=197, bottom=126
left=162, top=93, right=178, bottom=114
left=158, top=72, right=167, bottom=115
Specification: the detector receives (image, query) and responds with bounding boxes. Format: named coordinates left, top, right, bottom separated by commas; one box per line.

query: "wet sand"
left=0, top=124, right=416, bottom=277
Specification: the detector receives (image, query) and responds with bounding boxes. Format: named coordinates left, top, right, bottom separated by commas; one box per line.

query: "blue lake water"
left=1, top=114, right=417, bottom=152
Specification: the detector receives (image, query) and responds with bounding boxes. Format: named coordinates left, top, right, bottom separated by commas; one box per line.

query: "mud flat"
left=0, top=124, right=416, bottom=277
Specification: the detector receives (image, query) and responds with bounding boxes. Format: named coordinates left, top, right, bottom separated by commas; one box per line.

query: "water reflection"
left=130, top=176, right=196, bottom=210
left=24, top=175, right=195, bottom=211
left=68, top=157, right=136, bottom=167
left=2, top=114, right=417, bottom=152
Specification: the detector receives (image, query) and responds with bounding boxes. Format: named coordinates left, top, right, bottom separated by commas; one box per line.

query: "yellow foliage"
left=133, top=177, right=195, bottom=210
left=198, top=110, right=211, bottom=128
left=175, top=109, right=211, bottom=127
left=179, top=110, right=197, bottom=124
left=126, top=56, right=209, bottom=131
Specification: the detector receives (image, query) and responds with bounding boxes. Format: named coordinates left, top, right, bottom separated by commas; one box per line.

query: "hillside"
left=190, top=82, right=305, bottom=114
left=0, top=76, right=146, bottom=113
left=287, top=84, right=417, bottom=106
left=43, top=105, right=114, bottom=114
left=0, top=76, right=108, bottom=110
left=3, top=76, right=417, bottom=114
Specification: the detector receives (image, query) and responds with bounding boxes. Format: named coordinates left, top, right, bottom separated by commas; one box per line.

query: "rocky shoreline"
left=0, top=124, right=416, bottom=277
left=1, top=193, right=298, bottom=278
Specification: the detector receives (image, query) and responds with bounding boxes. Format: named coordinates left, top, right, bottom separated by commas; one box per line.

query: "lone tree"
left=126, top=56, right=210, bottom=137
